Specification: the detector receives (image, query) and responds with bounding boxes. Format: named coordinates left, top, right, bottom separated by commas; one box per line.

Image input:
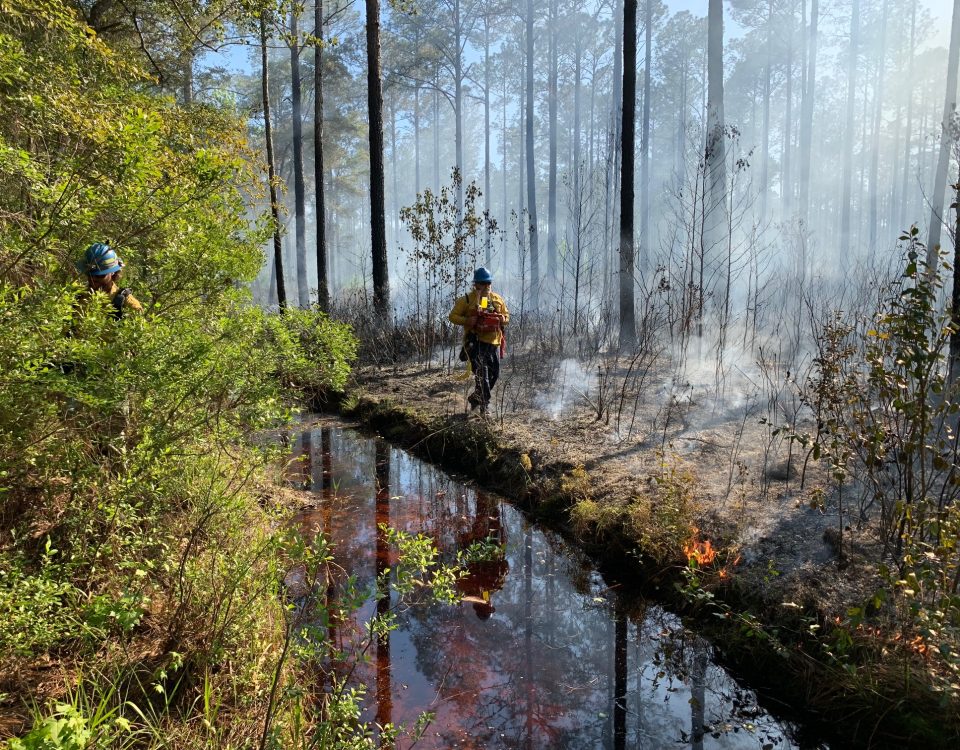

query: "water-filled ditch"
left=285, top=421, right=827, bottom=749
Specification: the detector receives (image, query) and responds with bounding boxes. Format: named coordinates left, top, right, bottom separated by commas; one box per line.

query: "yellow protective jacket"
left=449, top=290, right=509, bottom=346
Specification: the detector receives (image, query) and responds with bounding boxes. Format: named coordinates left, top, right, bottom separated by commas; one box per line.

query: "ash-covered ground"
left=352, top=347, right=883, bottom=618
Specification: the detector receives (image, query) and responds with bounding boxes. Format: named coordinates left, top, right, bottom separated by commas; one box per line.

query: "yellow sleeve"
left=494, top=294, right=509, bottom=326
left=449, top=293, right=473, bottom=326
left=124, top=293, right=144, bottom=314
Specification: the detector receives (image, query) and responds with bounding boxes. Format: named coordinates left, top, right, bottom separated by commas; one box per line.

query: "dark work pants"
left=470, top=341, right=500, bottom=407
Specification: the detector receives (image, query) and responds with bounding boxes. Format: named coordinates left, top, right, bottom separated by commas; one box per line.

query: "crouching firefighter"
left=449, top=267, right=509, bottom=415
left=77, top=242, right=143, bottom=318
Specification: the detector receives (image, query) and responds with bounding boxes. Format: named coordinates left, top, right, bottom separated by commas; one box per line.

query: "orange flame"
left=684, top=529, right=717, bottom=566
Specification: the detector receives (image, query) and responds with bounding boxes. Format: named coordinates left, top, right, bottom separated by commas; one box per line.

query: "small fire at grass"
left=684, top=528, right=717, bottom=566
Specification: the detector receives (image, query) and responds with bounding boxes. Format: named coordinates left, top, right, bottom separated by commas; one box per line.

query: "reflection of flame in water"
left=684, top=528, right=717, bottom=566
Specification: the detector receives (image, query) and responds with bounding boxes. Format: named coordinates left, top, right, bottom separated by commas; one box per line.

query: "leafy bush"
left=791, top=229, right=960, bottom=698
left=264, top=307, right=358, bottom=399
left=0, top=2, right=359, bottom=746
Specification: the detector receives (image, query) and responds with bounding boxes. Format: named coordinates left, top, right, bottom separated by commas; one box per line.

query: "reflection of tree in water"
left=292, top=428, right=804, bottom=749
left=624, top=609, right=794, bottom=748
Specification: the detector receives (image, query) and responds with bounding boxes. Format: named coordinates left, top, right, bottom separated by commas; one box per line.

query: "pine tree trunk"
left=899, top=1, right=917, bottom=231
left=798, top=0, right=818, bottom=224
left=840, top=0, right=860, bottom=260
left=290, top=7, right=309, bottom=307
left=454, top=0, right=464, bottom=218
left=526, top=0, right=540, bottom=309
left=619, top=0, right=637, bottom=349
left=365, top=0, right=390, bottom=315
left=782, top=5, right=794, bottom=216
left=547, top=0, right=558, bottom=279
left=604, top=0, right=624, bottom=304
left=390, top=99, right=399, bottom=246
left=433, top=81, right=440, bottom=191
left=314, top=0, right=329, bottom=312
left=760, top=0, right=773, bottom=220
left=640, top=0, right=652, bottom=272
left=927, top=0, right=960, bottom=269
left=704, top=0, right=726, bottom=337
left=484, top=15, right=492, bottom=266
left=869, top=0, right=888, bottom=248
left=261, top=12, right=286, bottom=311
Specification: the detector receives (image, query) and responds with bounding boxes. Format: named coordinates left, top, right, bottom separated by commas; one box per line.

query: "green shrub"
left=264, top=307, right=358, bottom=400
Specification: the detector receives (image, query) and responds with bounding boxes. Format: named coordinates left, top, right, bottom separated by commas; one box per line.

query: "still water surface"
left=286, top=422, right=824, bottom=750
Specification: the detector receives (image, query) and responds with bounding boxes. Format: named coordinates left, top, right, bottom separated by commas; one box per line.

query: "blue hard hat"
left=78, top=242, right=123, bottom=276
left=473, top=267, right=493, bottom=283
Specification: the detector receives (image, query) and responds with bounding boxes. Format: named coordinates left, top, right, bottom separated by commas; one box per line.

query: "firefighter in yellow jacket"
left=449, top=267, right=509, bottom=415
left=77, top=242, right=143, bottom=317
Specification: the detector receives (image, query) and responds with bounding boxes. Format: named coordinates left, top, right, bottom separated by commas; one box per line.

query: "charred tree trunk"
left=619, top=0, right=637, bottom=350
left=639, top=0, right=652, bottom=272
left=314, top=0, right=329, bottom=312
left=366, top=0, right=390, bottom=316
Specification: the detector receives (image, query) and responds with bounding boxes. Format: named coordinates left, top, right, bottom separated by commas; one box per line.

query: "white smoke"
left=535, top=358, right=597, bottom=420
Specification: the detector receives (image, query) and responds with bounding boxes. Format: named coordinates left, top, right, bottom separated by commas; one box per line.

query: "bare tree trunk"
left=927, top=0, right=960, bottom=269
left=900, top=0, right=917, bottom=231
left=433, top=80, right=440, bottom=191
left=573, top=29, right=583, bottom=281
left=290, top=7, right=309, bottom=307
left=782, top=3, right=794, bottom=216
left=604, top=0, right=624, bottom=305
left=951, top=174, right=960, bottom=383
left=390, top=98, right=399, bottom=246
left=798, top=0, right=818, bottom=225
left=454, top=0, right=464, bottom=218
left=366, top=0, right=390, bottom=315
left=526, top=0, right=540, bottom=309
left=314, top=0, right=329, bottom=311
left=640, top=0, right=652, bottom=272
left=840, top=0, right=860, bottom=262
left=760, top=0, right=773, bottom=220
left=547, top=0, right=558, bottom=279
left=704, top=0, right=726, bottom=336
left=182, top=47, right=194, bottom=106
left=484, top=15, right=492, bottom=266
left=414, top=84, right=421, bottom=194
left=869, top=0, right=888, bottom=249
left=261, top=12, right=286, bottom=311
left=619, top=0, right=637, bottom=349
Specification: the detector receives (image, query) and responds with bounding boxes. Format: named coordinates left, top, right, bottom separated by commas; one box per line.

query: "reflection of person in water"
left=456, top=491, right=509, bottom=620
